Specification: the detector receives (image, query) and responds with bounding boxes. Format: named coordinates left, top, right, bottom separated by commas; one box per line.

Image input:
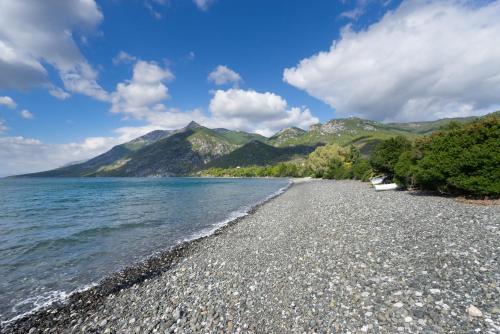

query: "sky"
left=1, top=0, right=500, bottom=176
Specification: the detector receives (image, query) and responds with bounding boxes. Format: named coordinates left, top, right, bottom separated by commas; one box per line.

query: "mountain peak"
left=185, top=121, right=202, bottom=129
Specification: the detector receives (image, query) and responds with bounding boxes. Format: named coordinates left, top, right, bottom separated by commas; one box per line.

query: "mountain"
left=212, top=128, right=268, bottom=145
left=16, top=112, right=496, bottom=177
left=20, top=122, right=260, bottom=177
left=268, top=127, right=306, bottom=146
left=206, top=140, right=318, bottom=168
left=265, top=114, right=496, bottom=155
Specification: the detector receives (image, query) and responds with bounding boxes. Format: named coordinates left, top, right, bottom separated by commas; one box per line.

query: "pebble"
left=3, top=181, right=499, bottom=334
left=467, top=305, right=483, bottom=317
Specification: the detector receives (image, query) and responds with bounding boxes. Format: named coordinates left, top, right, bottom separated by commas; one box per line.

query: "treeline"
left=201, top=143, right=372, bottom=181
left=201, top=116, right=499, bottom=196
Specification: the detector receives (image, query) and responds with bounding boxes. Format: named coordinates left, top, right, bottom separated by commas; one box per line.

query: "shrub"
left=394, top=151, right=417, bottom=188
left=352, top=158, right=373, bottom=181
left=324, top=158, right=352, bottom=179
left=370, top=136, right=412, bottom=177
left=411, top=117, right=500, bottom=195
left=306, top=144, right=349, bottom=178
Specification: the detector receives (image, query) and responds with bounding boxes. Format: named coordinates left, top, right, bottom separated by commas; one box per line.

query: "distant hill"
left=266, top=113, right=497, bottom=156
left=15, top=112, right=497, bottom=177
left=206, top=140, right=318, bottom=168
left=20, top=122, right=258, bottom=177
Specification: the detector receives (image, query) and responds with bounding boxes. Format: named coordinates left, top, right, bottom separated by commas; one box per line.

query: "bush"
left=394, top=151, right=417, bottom=188
left=324, top=158, right=352, bottom=179
left=410, top=117, right=500, bottom=195
left=370, top=136, right=412, bottom=177
left=306, top=144, right=349, bottom=178
left=352, top=158, right=373, bottom=181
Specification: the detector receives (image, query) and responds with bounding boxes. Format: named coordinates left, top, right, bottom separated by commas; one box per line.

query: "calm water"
left=0, top=177, right=289, bottom=322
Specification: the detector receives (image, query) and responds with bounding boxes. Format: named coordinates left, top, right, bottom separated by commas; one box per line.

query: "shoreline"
left=1, top=179, right=295, bottom=333
left=2, top=179, right=498, bottom=333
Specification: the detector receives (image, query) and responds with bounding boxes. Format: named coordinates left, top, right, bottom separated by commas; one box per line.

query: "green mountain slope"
left=383, top=117, right=478, bottom=135
left=19, top=122, right=258, bottom=177
left=21, top=129, right=173, bottom=177
left=206, top=140, right=318, bottom=168
left=213, top=128, right=268, bottom=145
left=266, top=115, right=493, bottom=155
left=16, top=112, right=497, bottom=177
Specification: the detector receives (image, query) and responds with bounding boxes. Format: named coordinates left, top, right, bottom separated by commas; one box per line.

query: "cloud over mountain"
left=284, top=0, right=500, bottom=121
left=209, top=89, right=318, bottom=136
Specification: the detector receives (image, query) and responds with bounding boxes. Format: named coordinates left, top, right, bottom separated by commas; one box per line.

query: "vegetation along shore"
left=15, top=112, right=500, bottom=198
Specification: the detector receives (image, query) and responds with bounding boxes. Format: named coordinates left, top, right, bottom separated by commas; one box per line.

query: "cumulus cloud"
left=208, top=65, right=242, bottom=86
left=208, top=89, right=318, bottom=136
left=193, top=0, right=215, bottom=11
left=0, top=96, right=16, bottom=109
left=111, top=60, right=174, bottom=118
left=110, top=61, right=317, bottom=137
left=284, top=0, right=500, bottom=122
left=0, top=0, right=108, bottom=100
left=20, top=109, right=34, bottom=119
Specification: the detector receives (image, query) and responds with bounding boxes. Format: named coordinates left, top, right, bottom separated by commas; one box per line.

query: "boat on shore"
left=370, top=176, right=386, bottom=185
left=374, top=183, right=399, bottom=191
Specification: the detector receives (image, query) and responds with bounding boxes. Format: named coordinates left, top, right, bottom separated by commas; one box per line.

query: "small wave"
left=1, top=179, right=292, bottom=325
left=1, top=283, right=97, bottom=326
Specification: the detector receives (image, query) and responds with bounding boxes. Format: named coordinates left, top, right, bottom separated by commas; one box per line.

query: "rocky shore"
left=3, top=180, right=499, bottom=333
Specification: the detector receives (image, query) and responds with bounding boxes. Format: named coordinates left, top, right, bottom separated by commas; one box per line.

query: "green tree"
left=352, top=158, right=372, bottom=181
left=306, top=144, right=349, bottom=178
left=370, top=136, right=412, bottom=177
left=411, top=117, right=500, bottom=195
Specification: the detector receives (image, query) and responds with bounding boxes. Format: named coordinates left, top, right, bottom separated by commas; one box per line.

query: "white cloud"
left=111, top=60, right=174, bottom=118
left=49, top=86, right=71, bottom=100
left=110, top=63, right=318, bottom=137
left=208, top=65, right=242, bottom=86
left=208, top=89, right=319, bottom=136
left=284, top=0, right=500, bottom=122
left=193, top=0, right=215, bottom=11
left=0, top=0, right=108, bottom=101
left=209, top=89, right=286, bottom=121
left=112, top=51, right=137, bottom=65
left=0, top=135, right=123, bottom=177
left=0, top=95, right=16, bottom=109
left=20, top=109, right=34, bottom=119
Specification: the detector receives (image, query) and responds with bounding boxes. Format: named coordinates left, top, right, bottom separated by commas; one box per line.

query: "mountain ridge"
left=14, top=112, right=497, bottom=177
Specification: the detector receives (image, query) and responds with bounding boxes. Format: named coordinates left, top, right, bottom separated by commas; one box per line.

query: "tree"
left=411, top=117, right=500, bottom=195
left=352, top=158, right=372, bottom=181
left=370, top=136, right=412, bottom=177
left=306, top=144, right=349, bottom=178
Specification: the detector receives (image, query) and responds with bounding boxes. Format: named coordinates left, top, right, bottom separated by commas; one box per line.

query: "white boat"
left=370, top=176, right=386, bottom=185
left=374, top=183, right=398, bottom=191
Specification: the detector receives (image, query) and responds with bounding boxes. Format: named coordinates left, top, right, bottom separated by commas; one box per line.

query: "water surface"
left=0, top=177, right=289, bottom=322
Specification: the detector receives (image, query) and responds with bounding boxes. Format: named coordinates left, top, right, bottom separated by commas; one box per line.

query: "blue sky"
left=1, top=0, right=499, bottom=175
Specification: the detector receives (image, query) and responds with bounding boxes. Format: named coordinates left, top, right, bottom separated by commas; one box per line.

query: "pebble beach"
left=3, top=180, right=499, bottom=333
